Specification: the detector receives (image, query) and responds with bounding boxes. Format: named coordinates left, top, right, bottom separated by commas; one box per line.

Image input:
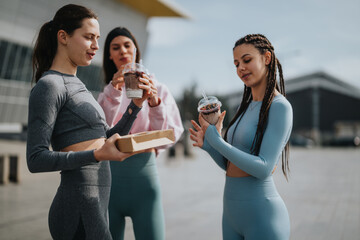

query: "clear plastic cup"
left=123, top=63, right=145, bottom=99
left=197, top=96, right=222, bottom=125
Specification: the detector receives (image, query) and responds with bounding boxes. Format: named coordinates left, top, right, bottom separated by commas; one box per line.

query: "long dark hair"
left=224, top=34, right=290, bottom=180
left=103, top=27, right=140, bottom=84
left=32, top=4, right=97, bottom=82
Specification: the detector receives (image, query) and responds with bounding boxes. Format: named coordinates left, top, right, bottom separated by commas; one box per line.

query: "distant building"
left=286, top=71, right=360, bottom=146
left=0, top=0, right=188, bottom=138
left=224, top=71, right=360, bottom=146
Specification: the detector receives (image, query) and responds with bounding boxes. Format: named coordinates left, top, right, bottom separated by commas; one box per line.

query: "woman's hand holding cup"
left=111, top=66, right=125, bottom=90
left=198, top=110, right=226, bottom=135
left=215, top=111, right=226, bottom=134
left=145, top=77, right=159, bottom=107
left=132, top=74, right=159, bottom=107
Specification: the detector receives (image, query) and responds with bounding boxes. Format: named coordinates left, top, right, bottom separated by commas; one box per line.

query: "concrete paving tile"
left=1, top=140, right=360, bottom=240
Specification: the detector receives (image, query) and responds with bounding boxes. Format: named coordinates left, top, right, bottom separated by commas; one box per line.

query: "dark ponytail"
left=32, top=21, right=58, bottom=82
left=32, top=4, right=97, bottom=82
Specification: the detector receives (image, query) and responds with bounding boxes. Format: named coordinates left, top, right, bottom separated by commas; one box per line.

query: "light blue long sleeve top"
left=202, top=95, right=293, bottom=180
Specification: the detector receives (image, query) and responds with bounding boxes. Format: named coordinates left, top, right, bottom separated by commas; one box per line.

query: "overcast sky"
left=143, top=0, right=360, bottom=99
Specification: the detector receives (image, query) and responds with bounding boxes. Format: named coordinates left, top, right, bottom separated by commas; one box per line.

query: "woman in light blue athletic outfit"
left=190, top=34, right=293, bottom=240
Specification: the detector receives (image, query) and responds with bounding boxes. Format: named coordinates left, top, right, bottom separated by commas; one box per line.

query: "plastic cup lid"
left=197, top=96, right=222, bottom=113
left=123, top=63, right=145, bottom=73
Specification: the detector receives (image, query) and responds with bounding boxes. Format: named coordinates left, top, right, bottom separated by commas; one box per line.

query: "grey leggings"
left=48, top=161, right=112, bottom=240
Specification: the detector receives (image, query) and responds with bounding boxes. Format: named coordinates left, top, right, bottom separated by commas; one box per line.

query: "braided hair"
left=224, top=34, right=290, bottom=180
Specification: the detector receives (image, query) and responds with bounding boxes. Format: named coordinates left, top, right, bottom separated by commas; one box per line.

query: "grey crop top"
left=26, top=70, right=141, bottom=173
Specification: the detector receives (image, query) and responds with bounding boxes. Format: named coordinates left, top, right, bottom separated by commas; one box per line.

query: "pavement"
left=0, top=139, right=359, bottom=240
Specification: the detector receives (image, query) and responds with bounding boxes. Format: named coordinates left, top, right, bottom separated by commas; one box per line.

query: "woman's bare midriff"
left=226, top=162, right=278, bottom=177
left=61, top=138, right=106, bottom=152
left=226, top=162, right=250, bottom=177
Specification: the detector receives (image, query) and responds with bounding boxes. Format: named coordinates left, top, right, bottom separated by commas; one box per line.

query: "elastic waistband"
left=110, top=152, right=158, bottom=178
left=224, top=176, right=279, bottom=201
left=60, top=161, right=111, bottom=186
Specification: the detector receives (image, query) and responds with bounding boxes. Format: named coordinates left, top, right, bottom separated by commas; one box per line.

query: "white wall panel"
left=0, top=0, right=150, bottom=64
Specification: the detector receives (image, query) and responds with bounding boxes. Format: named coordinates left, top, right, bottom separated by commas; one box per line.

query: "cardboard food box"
left=116, top=129, right=175, bottom=153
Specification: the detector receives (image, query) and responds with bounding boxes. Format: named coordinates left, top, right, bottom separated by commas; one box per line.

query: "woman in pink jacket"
left=98, top=27, right=184, bottom=240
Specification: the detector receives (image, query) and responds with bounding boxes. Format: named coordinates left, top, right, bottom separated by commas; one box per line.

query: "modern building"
left=225, top=71, right=360, bottom=146
left=286, top=71, right=360, bottom=146
left=0, top=0, right=188, bottom=138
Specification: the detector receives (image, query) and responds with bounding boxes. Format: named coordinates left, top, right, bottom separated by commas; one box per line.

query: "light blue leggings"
left=108, top=152, right=165, bottom=240
left=223, top=176, right=290, bottom=240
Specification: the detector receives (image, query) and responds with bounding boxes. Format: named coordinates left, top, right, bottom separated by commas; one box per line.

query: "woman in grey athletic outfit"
left=27, top=4, right=153, bottom=239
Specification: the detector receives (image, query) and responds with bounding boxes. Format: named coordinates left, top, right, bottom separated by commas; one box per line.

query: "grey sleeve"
left=106, top=100, right=141, bottom=137
left=26, top=79, right=97, bottom=173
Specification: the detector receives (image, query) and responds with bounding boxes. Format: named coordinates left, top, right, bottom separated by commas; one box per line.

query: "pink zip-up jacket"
left=98, top=78, right=184, bottom=155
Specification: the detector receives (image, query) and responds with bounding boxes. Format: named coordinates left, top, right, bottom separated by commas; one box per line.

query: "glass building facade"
left=0, top=38, right=104, bottom=91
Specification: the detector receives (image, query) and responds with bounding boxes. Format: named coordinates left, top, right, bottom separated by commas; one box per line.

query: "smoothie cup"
left=197, top=96, right=222, bottom=125
left=123, top=62, right=145, bottom=99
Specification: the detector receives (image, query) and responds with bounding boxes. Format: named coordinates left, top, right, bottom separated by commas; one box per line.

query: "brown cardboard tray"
left=115, top=129, right=175, bottom=153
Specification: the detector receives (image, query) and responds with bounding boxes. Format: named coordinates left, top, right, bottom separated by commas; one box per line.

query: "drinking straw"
left=202, top=91, right=208, bottom=101
left=132, top=47, right=137, bottom=66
